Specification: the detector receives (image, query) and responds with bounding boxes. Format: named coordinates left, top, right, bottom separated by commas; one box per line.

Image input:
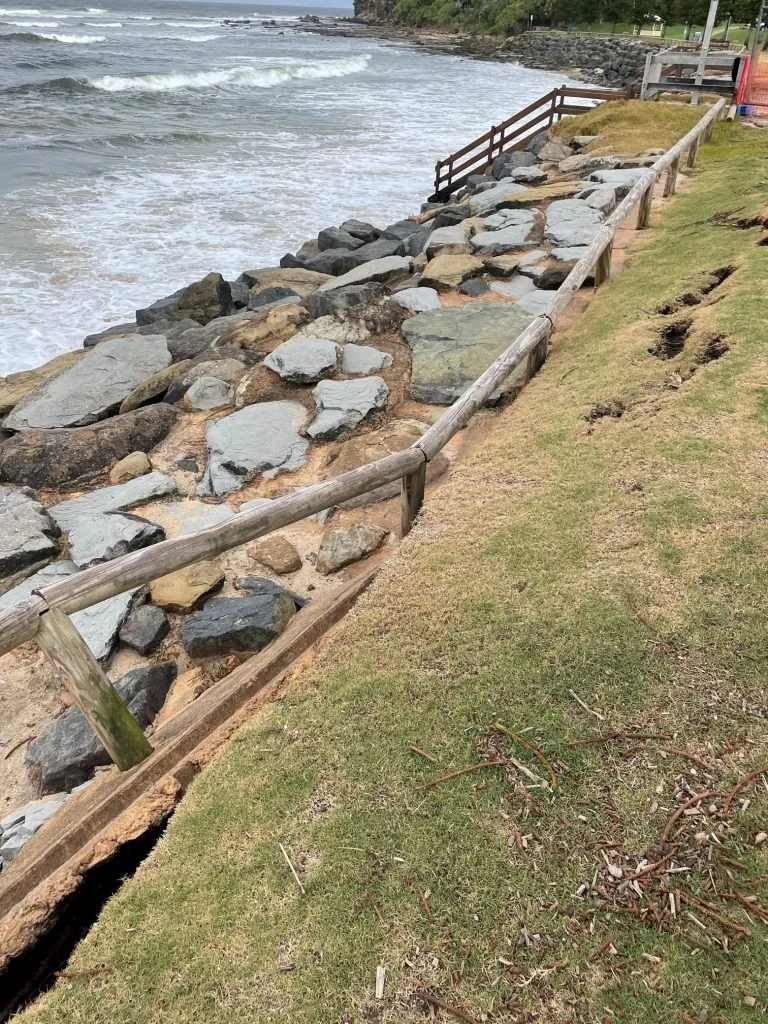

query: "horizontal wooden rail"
left=0, top=96, right=724, bottom=780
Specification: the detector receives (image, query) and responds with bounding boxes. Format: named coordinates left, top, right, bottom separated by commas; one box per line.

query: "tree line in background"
left=390, top=0, right=764, bottom=38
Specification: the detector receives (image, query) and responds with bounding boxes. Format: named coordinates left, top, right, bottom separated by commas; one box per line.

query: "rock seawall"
left=499, top=32, right=662, bottom=87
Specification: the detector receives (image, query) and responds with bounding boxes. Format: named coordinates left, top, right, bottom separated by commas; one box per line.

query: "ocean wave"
left=5, top=19, right=58, bottom=26
left=155, top=33, right=221, bottom=42
left=39, top=31, right=105, bottom=42
left=90, top=55, right=371, bottom=93
left=85, top=20, right=121, bottom=25
left=0, top=6, right=41, bottom=12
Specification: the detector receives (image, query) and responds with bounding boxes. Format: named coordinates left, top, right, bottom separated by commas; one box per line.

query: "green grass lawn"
left=577, top=21, right=753, bottom=44
left=17, top=112, right=768, bottom=1024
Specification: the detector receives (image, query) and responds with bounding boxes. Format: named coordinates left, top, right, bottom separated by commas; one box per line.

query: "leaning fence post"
left=664, top=155, right=681, bottom=197
left=400, top=460, right=427, bottom=538
left=687, top=136, right=699, bottom=168
left=36, top=607, right=153, bottom=771
left=594, top=240, right=614, bottom=288
left=636, top=183, right=653, bottom=228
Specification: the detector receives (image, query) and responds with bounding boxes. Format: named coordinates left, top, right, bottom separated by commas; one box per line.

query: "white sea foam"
left=0, top=6, right=41, bottom=12
left=156, top=33, right=221, bottom=42
left=85, top=20, right=121, bottom=26
left=91, top=54, right=371, bottom=93
left=6, top=19, right=58, bottom=26
left=39, top=31, right=105, bottom=42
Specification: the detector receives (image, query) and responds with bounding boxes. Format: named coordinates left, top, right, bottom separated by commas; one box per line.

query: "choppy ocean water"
left=0, top=0, right=580, bottom=373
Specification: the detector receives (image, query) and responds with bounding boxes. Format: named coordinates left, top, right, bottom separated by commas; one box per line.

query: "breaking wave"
left=90, top=54, right=371, bottom=93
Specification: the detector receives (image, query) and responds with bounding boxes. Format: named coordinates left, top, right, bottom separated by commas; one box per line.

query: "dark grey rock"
left=248, top=286, right=300, bottom=310
left=26, top=663, right=176, bottom=793
left=67, top=512, right=165, bottom=569
left=181, top=592, right=295, bottom=658
left=82, top=323, right=136, bottom=347
left=5, top=335, right=171, bottom=431
left=308, top=377, right=388, bottom=441
left=119, top=604, right=170, bottom=655
left=168, top=310, right=252, bottom=361
left=233, top=575, right=308, bottom=608
left=458, top=277, right=489, bottom=297
left=345, top=236, right=404, bottom=263
left=0, top=486, right=59, bottom=579
left=136, top=287, right=184, bottom=326
left=525, top=129, right=550, bottom=155
left=432, top=205, right=471, bottom=229
left=519, top=261, right=575, bottom=289
left=400, top=225, right=433, bottom=257
left=175, top=272, right=234, bottom=325
left=317, top=226, right=365, bottom=251
left=339, top=219, right=381, bottom=243
left=306, top=282, right=384, bottom=319
left=381, top=218, right=421, bottom=241
left=316, top=256, right=412, bottom=293
left=177, top=456, right=199, bottom=473
left=198, top=402, right=309, bottom=497
left=0, top=406, right=177, bottom=490
left=228, top=278, right=250, bottom=309
left=491, top=150, right=538, bottom=178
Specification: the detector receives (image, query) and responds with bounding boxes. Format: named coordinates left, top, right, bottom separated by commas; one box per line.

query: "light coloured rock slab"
left=401, top=304, right=536, bottom=405
left=264, top=337, right=340, bottom=384
left=292, top=316, right=371, bottom=345
left=182, top=377, right=235, bottom=412
left=544, top=199, right=603, bottom=248
left=6, top=335, right=171, bottom=430
left=467, top=179, right=528, bottom=216
left=390, top=287, right=441, bottom=312
left=49, top=472, right=179, bottom=531
left=143, top=501, right=234, bottom=537
left=67, top=513, right=164, bottom=570
left=340, top=345, right=392, bottom=374
left=308, top=378, right=388, bottom=441
left=490, top=276, right=554, bottom=314
left=425, top=223, right=473, bottom=257
left=199, top=402, right=309, bottom=496
left=317, top=256, right=412, bottom=293
left=0, top=351, right=84, bottom=417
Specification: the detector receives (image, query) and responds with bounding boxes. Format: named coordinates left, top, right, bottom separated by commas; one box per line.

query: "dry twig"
left=3, top=736, right=34, bottom=760
left=409, top=745, right=439, bottom=765
left=420, top=991, right=479, bottom=1024
left=419, top=759, right=509, bottom=791
left=278, top=842, right=306, bottom=896
left=660, top=790, right=721, bottom=848
left=723, top=767, right=767, bottom=816
left=568, top=689, right=605, bottom=721
left=493, top=722, right=558, bottom=789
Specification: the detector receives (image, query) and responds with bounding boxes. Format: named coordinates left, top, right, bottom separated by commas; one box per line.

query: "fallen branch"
left=419, top=759, right=509, bottom=791
left=409, top=745, right=439, bottom=765
left=679, top=893, right=748, bottom=937
left=3, top=735, right=34, bottom=760
left=723, top=767, right=767, bottom=816
left=568, top=689, right=605, bottom=721
left=618, top=848, right=680, bottom=888
left=660, top=791, right=721, bottom=848
left=493, top=722, right=558, bottom=789
left=278, top=842, right=306, bottom=896
left=420, top=992, right=479, bottom=1024
left=657, top=747, right=714, bottom=772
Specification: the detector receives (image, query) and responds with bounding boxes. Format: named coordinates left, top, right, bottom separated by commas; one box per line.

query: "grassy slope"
left=19, top=116, right=768, bottom=1024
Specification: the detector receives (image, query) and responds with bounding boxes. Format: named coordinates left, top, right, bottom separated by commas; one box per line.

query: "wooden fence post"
left=636, top=183, right=653, bottom=228
left=525, top=336, right=549, bottom=381
left=594, top=240, right=614, bottom=288
left=400, top=461, right=427, bottom=538
left=687, top=136, right=699, bottom=168
left=37, top=608, right=153, bottom=771
left=664, top=155, right=680, bottom=197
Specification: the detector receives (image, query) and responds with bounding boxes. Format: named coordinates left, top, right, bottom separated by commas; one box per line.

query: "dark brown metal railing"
left=430, top=85, right=630, bottom=202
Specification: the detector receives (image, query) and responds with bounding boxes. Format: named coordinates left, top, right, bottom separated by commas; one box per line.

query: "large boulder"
left=181, top=378, right=235, bottom=412
left=5, top=335, right=171, bottom=431
left=307, top=378, right=388, bottom=441
left=251, top=535, right=302, bottom=575
left=293, top=316, right=371, bottom=345
left=340, top=344, right=392, bottom=374
left=174, top=272, right=234, bottom=325
left=245, top=267, right=332, bottom=298
left=544, top=199, right=603, bottom=247
left=166, top=311, right=253, bottom=361
left=316, top=256, right=412, bottom=293
left=425, top=223, right=475, bottom=258
left=467, top=180, right=528, bottom=217
left=263, top=337, right=340, bottom=384
left=420, top=254, right=484, bottom=292
left=215, top=304, right=310, bottom=353
left=316, top=524, right=388, bottom=575
left=119, top=361, right=192, bottom=414
left=537, top=139, right=573, bottom=163
left=49, top=471, right=179, bottom=531
left=491, top=150, right=538, bottom=179
left=0, top=351, right=84, bottom=417
left=0, top=486, right=59, bottom=580
left=489, top=275, right=554, bottom=314
left=118, top=604, right=169, bottom=655
left=470, top=210, right=538, bottom=254
left=402, top=304, right=536, bottom=404
left=317, top=226, right=365, bottom=251
left=248, top=286, right=300, bottom=310
left=181, top=591, right=296, bottom=658
left=0, top=406, right=177, bottom=490
left=198, top=402, right=309, bottom=497
left=136, top=287, right=184, bottom=326
left=339, top=219, right=381, bottom=243
left=587, top=167, right=647, bottom=196
left=306, top=282, right=384, bottom=319
left=26, top=663, right=177, bottom=793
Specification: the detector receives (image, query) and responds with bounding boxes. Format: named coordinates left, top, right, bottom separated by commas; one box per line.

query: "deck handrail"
left=0, top=96, right=726, bottom=776
left=430, top=84, right=631, bottom=202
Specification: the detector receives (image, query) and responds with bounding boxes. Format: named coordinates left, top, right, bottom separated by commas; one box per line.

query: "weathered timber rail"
left=430, top=85, right=631, bottom=202
left=0, top=96, right=726, bottom=790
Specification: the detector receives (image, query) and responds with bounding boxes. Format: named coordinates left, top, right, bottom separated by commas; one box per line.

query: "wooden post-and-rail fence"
left=430, top=85, right=632, bottom=203
left=0, top=96, right=727, bottom=780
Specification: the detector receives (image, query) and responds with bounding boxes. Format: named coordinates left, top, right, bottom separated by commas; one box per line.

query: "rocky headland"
left=0, top=121, right=661, bottom=866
